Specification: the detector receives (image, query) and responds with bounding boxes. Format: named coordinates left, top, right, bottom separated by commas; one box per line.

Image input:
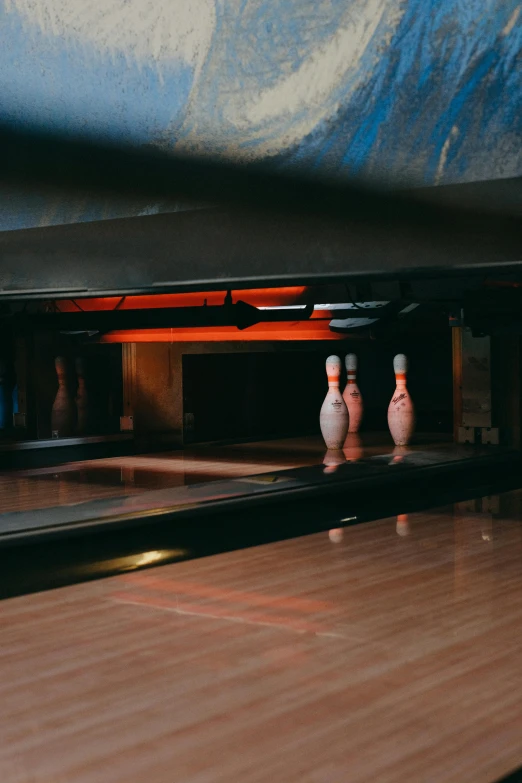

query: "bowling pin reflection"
left=343, top=432, right=363, bottom=462
left=396, top=513, right=410, bottom=537
left=323, top=448, right=346, bottom=474
left=389, top=445, right=411, bottom=465
left=456, top=496, right=497, bottom=542
left=481, top=517, right=493, bottom=542
left=329, top=528, right=343, bottom=543
left=481, top=495, right=499, bottom=541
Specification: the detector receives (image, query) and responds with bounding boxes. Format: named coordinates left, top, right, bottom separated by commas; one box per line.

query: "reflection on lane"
left=328, top=528, right=344, bottom=543
left=396, top=513, right=410, bottom=536
left=2, top=487, right=520, bottom=782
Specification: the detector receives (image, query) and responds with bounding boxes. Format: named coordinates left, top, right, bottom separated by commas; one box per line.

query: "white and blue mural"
left=1, top=0, right=521, bottom=230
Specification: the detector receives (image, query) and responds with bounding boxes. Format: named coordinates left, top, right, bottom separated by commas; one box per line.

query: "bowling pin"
left=342, top=353, right=363, bottom=432
left=320, top=356, right=349, bottom=449
left=75, top=357, right=89, bottom=435
left=51, top=356, right=75, bottom=437
left=387, top=354, right=415, bottom=446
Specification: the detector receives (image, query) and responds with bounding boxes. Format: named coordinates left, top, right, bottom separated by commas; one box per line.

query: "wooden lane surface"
left=0, top=436, right=328, bottom=514
left=0, top=435, right=447, bottom=515
left=0, top=438, right=322, bottom=514
left=3, top=490, right=521, bottom=782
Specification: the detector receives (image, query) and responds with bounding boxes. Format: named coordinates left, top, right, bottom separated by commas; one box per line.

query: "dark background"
left=183, top=331, right=452, bottom=443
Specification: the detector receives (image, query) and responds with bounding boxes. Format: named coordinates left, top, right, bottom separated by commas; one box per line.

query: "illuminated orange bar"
left=99, top=320, right=352, bottom=343
left=57, top=286, right=309, bottom=312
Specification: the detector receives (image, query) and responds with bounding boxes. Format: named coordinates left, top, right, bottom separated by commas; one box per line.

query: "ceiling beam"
left=0, top=124, right=520, bottom=300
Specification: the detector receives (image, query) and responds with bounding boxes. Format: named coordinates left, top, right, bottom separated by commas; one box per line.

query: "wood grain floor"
left=0, top=435, right=447, bottom=515
left=0, top=436, right=325, bottom=514
left=2, top=490, right=520, bottom=782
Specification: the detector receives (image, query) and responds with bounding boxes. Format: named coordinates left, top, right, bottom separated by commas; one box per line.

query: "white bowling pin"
left=320, top=356, right=349, bottom=449
left=387, top=354, right=415, bottom=446
left=343, top=353, right=363, bottom=432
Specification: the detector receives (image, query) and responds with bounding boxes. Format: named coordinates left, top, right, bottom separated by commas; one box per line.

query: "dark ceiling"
left=0, top=126, right=520, bottom=303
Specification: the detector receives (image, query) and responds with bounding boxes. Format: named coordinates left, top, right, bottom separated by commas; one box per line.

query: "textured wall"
left=1, top=0, right=521, bottom=230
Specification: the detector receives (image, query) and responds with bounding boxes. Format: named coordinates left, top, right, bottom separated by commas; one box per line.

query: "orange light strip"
left=99, top=321, right=351, bottom=343
left=56, top=286, right=309, bottom=312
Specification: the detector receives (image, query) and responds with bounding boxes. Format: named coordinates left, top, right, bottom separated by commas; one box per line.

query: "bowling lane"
left=0, top=433, right=450, bottom=515
left=2, top=489, right=522, bottom=782
left=0, top=436, right=325, bottom=515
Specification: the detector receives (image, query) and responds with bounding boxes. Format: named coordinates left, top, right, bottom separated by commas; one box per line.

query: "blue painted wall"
left=1, top=0, right=520, bottom=230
